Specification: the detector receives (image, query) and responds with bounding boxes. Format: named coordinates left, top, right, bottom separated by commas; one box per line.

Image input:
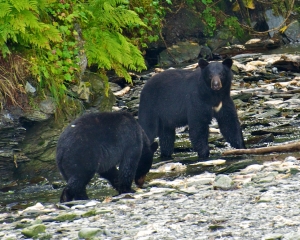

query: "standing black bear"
left=138, top=58, right=245, bottom=159
left=56, top=111, right=158, bottom=202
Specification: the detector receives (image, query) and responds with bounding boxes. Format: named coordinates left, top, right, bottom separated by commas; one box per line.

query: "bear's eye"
left=217, top=71, right=224, bottom=78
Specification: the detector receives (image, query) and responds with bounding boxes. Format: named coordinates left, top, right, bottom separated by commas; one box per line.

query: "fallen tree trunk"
left=222, top=142, right=300, bottom=156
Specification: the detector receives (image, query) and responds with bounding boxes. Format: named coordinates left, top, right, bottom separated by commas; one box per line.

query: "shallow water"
left=268, top=42, right=300, bottom=54
left=1, top=131, right=299, bottom=215
left=1, top=45, right=300, bottom=214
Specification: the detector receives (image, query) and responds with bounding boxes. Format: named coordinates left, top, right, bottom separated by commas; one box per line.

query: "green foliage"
left=0, top=0, right=148, bottom=116
left=128, top=0, right=172, bottom=48
left=30, top=0, right=84, bottom=115
left=84, top=0, right=147, bottom=83
left=184, top=0, right=245, bottom=38
left=187, top=0, right=216, bottom=36
left=201, top=0, right=212, bottom=4
left=271, top=0, right=289, bottom=16
left=186, top=0, right=212, bottom=7
left=2, top=0, right=297, bottom=117
left=0, top=0, right=61, bottom=56
left=201, top=6, right=216, bottom=36
left=295, top=6, right=300, bottom=20
left=224, top=16, right=244, bottom=40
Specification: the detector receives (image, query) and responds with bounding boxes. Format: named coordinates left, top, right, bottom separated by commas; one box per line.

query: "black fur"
left=56, top=111, right=158, bottom=202
left=138, top=59, right=245, bottom=159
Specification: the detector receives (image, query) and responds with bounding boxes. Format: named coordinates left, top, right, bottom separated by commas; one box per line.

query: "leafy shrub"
left=0, top=0, right=148, bottom=116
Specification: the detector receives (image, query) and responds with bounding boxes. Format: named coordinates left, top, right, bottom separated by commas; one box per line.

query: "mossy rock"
left=21, top=224, right=46, bottom=238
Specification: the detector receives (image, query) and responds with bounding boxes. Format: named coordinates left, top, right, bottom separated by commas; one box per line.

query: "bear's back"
left=140, top=68, right=201, bottom=105
left=57, top=112, right=143, bottom=161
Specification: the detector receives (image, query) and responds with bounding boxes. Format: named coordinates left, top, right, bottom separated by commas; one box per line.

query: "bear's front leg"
left=118, top=150, right=140, bottom=194
left=214, top=98, right=246, bottom=149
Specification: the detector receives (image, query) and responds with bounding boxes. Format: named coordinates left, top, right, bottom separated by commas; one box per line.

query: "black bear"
left=56, top=111, right=158, bottom=202
left=138, top=58, right=245, bottom=159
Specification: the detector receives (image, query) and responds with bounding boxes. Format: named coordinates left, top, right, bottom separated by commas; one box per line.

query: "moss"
left=82, top=209, right=97, bottom=218
left=54, top=213, right=78, bottom=222
left=21, top=224, right=46, bottom=238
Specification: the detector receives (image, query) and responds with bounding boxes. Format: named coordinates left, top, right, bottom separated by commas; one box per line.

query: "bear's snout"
left=211, top=76, right=222, bottom=90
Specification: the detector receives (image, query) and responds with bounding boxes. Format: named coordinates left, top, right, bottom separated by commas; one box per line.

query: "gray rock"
left=78, top=228, right=103, bottom=239
left=265, top=9, right=285, bottom=38
left=213, top=174, right=234, bottom=190
left=263, top=233, right=283, bottom=240
left=25, top=81, right=36, bottom=93
left=21, top=224, right=46, bottom=238
left=23, top=110, right=51, bottom=121
left=284, top=156, right=298, bottom=163
left=159, top=41, right=201, bottom=66
left=109, top=82, right=122, bottom=92
left=284, top=21, right=300, bottom=42
left=39, top=98, right=56, bottom=114
left=253, top=172, right=277, bottom=183
left=283, top=232, right=300, bottom=240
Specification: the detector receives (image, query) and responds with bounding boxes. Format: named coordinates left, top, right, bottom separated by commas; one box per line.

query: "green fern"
left=0, top=0, right=61, bottom=55
left=83, top=0, right=147, bottom=83
left=0, top=3, right=11, bottom=18
left=0, top=0, right=149, bottom=116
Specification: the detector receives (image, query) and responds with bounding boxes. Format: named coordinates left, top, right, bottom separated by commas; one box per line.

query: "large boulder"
left=284, top=21, right=300, bottom=42
left=265, top=9, right=285, bottom=38
left=162, top=8, right=205, bottom=45
left=158, top=41, right=201, bottom=66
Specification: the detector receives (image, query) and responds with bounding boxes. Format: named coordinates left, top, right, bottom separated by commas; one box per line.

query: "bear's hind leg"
left=60, top=175, right=92, bottom=203
left=158, top=125, right=175, bottom=160
left=60, top=186, right=74, bottom=203
left=188, top=124, right=210, bottom=159
left=98, top=166, right=119, bottom=191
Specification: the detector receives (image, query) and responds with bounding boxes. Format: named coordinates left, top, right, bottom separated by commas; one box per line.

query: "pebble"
left=3, top=55, right=300, bottom=239
left=1, top=158, right=300, bottom=239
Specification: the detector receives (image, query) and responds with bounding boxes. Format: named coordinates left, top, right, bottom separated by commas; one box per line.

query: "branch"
left=222, top=141, right=300, bottom=156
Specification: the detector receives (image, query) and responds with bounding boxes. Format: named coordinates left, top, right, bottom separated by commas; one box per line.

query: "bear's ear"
left=222, top=58, right=233, bottom=69
left=198, top=59, right=209, bottom=69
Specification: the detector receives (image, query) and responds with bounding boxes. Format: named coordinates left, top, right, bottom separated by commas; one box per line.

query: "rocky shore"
left=1, top=51, right=300, bottom=239
left=1, top=156, right=300, bottom=239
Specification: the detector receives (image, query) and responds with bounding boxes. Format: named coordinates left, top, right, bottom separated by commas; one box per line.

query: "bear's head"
left=198, top=58, right=233, bottom=91
left=135, top=141, right=158, bottom=188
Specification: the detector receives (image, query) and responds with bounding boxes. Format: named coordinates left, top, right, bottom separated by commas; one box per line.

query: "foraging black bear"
left=138, top=58, right=245, bottom=159
left=56, top=111, right=158, bottom=202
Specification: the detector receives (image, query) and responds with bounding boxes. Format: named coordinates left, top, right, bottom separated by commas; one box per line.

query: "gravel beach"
left=2, top=157, right=300, bottom=240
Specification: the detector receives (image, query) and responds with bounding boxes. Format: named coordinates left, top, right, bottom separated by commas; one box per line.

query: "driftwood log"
left=113, top=86, right=131, bottom=97
left=222, top=142, right=300, bottom=156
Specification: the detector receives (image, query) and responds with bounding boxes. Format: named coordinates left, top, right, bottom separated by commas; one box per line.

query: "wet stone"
left=262, top=233, right=283, bottom=240
left=3, top=54, right=300, bottom=239
left=253, top=109, right=281, bottom=118
left=213, top=174, right=234, bottom=190
left=21, top=224, right=46, bottom=238
left=78, top=228, right=103, bottom=239
left=253, top=172, right=278, bottom=183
